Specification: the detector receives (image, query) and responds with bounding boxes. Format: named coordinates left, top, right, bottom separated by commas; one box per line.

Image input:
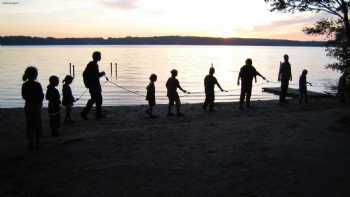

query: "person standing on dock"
left=81, top=51, right=106, bottom=120
left=278, top=54, right=292, bottom=103
left=166, top=69, right=188, bottom=117
left=237, top=59, right=266, bottom=109
left=202, top=66, right=226, bottom=112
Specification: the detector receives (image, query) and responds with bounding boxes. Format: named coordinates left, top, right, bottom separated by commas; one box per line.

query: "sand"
left=0, top=98, right=350, bottom=197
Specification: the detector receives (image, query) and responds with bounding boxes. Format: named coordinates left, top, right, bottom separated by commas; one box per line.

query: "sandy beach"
left=0, top=98, right=349, bottom=197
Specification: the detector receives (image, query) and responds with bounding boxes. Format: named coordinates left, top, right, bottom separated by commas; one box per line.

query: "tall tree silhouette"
left=265, top=0, right=350, bottom=72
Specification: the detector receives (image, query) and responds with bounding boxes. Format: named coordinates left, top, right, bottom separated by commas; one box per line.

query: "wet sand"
left=0, top=98, right=350, bottom=197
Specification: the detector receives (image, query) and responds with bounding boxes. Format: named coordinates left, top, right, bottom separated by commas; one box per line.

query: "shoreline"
left=1, top=98, right=350, bottom=196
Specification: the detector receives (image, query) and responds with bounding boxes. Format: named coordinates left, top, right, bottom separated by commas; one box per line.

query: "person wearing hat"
left=203, top=66, right=226, bottom=112
left=166, top=69, right=188, bottom=116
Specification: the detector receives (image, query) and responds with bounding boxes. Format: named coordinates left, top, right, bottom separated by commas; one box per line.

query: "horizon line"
left=0, top=35, right=324, bottom=42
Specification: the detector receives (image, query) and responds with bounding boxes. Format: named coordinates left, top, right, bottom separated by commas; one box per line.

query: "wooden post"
left=110, top=62, right=113, bottom=77
left=69, top=62, right=72, bottom=75
left=115, top=63, right=118, bottom=80
left=72, top=65, right=75, bottom=78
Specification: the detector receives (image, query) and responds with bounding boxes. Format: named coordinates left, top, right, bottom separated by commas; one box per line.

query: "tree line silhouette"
left=0, top=36, right=325, bottom=46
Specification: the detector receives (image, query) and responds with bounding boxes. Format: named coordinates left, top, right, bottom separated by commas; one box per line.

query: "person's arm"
left=216, top=81, right=225, bottom=92
left=237, top=71, right=241, bottom=86
left=38, top=84, right=44, bottom=103
left=289, top=66, right=292, bottom=81
left=278, top=62, right=282, bottom=81
left=256, top=71, right=266, bottom=80
left=99, top=71, right=106, bottom=77
left=178, top=83, right=187, bottom=93
left=176, top=80, right=187, bottom=93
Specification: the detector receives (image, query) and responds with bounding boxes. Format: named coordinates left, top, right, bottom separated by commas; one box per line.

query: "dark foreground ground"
left=0, top=98, right=349, bottom=197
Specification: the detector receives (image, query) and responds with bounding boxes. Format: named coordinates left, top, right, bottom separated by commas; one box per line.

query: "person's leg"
left=208, top=94, right=215, bottom=112
left=35, top=111, right=42, bottom=149
left=64, top=106, right=70, bottom=123
left=304, top=91, right=308, bottom=104
left=280, top=82, right=285, bottom=102
left=239, top=86, right=246, bottom=109
left=299, top=90, right=303, bottom=104
left=203, top=95, right=209, bottom=110
left=175, top=96, right=182, bottom=115
left=281, top=80, right=289, bottom=103
left=168, top=97, right=174, bottom=116
left=246, top=85, right=252, bottom=107
left=81, top=89, right=95, bottom=119
left=95, top=91, right=103, bottom=118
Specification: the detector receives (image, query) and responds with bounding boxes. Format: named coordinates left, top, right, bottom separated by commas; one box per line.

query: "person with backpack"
left=81, top=51, right=106, bottom=120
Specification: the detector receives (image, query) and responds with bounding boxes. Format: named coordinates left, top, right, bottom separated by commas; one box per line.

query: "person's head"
left=63, top=75, right=74, bottom=85
left=92, top=51, right=101, bottom=62
left=209, top=67, right=215, bottom=75
left=302, top=69, right=308, bottom=76
left=49, top=75, right=59, bottom=87
left=149, top=74, right=157, bottom=82
left=245, top=58, right=252, bottom=66
left=171, top=69, right=178, bottom=77
left=22, top=66, right=38, bottom=81
left=284, top=54, right=289, bottom=62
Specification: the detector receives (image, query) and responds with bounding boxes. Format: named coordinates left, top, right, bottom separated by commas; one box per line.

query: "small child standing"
left=22, top=66, right=44, bottom=150
left=145, top=74, right=157, bottom=118
left=299, top=69, right=308, bottom=104
left=46, top=75, right=61, bottom=137
left=62, top=75, right=77, bottom=124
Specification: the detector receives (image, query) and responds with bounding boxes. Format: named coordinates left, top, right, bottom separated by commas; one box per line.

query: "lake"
left=0, top=45, right=340, bottom=108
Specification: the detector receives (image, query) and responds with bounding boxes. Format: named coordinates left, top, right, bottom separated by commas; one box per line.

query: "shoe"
left=176, top=112, right=184, bottom=117
left=167, top=112, right=174, bottom=117
left=202, top=105, right=207, bottom=111
left=145, top=110, right=151, bottom=116
left=81, top=112, right=88, bottom=120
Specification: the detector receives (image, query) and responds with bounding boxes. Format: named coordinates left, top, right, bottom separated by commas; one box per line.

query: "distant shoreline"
left=0, top=36, right=326, bottom=47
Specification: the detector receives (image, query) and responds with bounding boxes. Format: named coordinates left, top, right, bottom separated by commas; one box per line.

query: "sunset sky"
left=0, top=0, right=328, bottom=40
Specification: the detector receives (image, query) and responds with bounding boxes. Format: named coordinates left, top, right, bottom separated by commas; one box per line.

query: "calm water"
left=0, top=45, right=340, bottom=108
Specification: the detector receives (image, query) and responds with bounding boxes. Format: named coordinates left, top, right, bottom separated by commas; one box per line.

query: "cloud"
left=101, top=0, right=138, bottom=10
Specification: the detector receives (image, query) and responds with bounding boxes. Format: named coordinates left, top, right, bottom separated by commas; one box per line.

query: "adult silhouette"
left=237, top=59, right=266, bottom=109
left=81, top=51, right=106, bottom=119
left=278, top=54, right=292, bottom=103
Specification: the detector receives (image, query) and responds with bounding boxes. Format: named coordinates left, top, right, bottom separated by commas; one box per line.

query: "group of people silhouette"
left=21, top=51, right=319, bottom=150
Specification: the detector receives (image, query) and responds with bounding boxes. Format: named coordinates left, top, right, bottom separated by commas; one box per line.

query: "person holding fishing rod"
left=81, top=51, right=106, bottom=120
left=166, top=69, right=189, bottom=117
left=203, top=65, right=227, bottom=112
left=237, top=58, right=266, bottom=109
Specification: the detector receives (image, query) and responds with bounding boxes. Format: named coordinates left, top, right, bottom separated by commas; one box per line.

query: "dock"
left=262, top=87, right=334, bottom=98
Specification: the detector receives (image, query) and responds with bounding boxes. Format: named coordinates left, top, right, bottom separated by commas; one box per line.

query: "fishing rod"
left=105, top=77, right=147, bottom=97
